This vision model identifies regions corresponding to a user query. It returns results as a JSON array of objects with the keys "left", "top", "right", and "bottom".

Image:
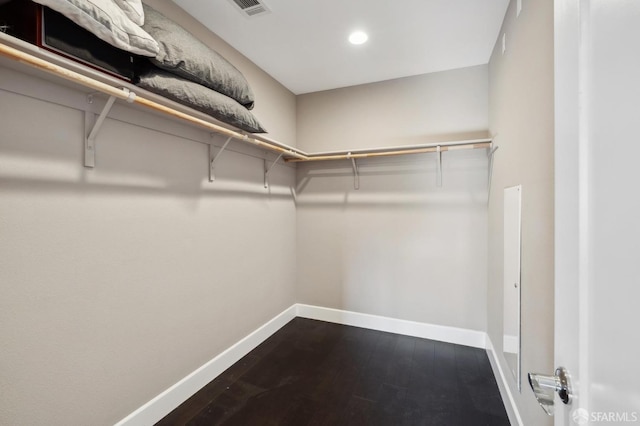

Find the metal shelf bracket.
[
  {"left": 264, "top": 152, "right": 285, "bottom": 188},
  {"left": 209, "top": 136, "right": 232, "bottom": 182},
  {"left": 84, "top": 89, "right": 135, "bottom": 168},
  {"left": 348, "top": 152, "right": 359, "bottom": 190},
  {"left": 84, "top": 94, "right": 116, "bottom": 168},
  {"left": 487, "top": 145, "right": 499, "bottom": 201},
  {"left": 436, "top": 146, "right": 442, "bottom": 187}
]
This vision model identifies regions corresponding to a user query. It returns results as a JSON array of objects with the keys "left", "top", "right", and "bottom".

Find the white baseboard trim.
[
  {"left": 485, "top": 334, "right": 524, "bottom": 426},
  {"left": 114, "top": 305, "right": 297, "bottom": 426},
  {"left": 116, "top": 305, "right": 519, "bottom": 426},
  {"left": 295, "top": 304, "right": 487, "bottom": 349}
]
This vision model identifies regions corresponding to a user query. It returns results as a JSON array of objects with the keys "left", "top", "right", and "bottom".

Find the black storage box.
[{"left": 0, "top": 0, "right": 137, "bottom": 80}]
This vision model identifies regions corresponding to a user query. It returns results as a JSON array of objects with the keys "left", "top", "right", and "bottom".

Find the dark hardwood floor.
[{"left": 156, "top": 318, "right": 510, "bottom": 426}]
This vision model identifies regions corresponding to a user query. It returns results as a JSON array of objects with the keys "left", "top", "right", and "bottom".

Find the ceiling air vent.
[{"left": 229, "top": 0, "right": 271, "bottom": 18}]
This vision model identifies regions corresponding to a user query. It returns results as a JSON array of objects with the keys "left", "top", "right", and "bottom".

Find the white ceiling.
[{"left": 173, "top": 0, "right": 509, "bottom": 95}]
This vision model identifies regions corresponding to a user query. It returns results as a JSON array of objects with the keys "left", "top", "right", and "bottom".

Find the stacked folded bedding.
[
  {"left": 30, "top": 0, "right": 266, "bottom": 133},
  {"left": 137, "top": 4, "right": 265, "bottom": 133},
  {"left": 136, "top": 69, "right": 265, "bottom": 133}
]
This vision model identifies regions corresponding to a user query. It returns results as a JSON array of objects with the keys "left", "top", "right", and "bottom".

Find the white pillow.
[
  {"left": 33, "top": 0, "right": 158, "bottom": 57},
  {"left": 113, "top": 0, "right": 144, "bottom": 26}
]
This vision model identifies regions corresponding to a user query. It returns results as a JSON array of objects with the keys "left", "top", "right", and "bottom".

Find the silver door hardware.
[{"left": 528, "top": 366, "right": 572, "bottom": 415}]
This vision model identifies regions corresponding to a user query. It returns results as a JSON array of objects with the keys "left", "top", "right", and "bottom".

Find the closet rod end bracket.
[{"left": 122, "top": 87, "right": 137, "bottom": 103}]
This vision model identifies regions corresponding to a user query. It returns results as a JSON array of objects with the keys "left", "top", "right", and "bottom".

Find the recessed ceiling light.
[{"left": 348, "top": 31, "right": 368, "bottom": 45}]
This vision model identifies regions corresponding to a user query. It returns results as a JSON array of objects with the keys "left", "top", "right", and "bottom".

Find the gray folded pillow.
[
  {"left": 136, "top": 69, "right": 266, "bottom": 134},
  {"left": 142, "top": 4, "right": 255, "bottom": 110}
]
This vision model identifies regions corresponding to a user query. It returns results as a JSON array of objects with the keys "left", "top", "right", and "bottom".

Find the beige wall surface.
[
  {"left": 487, "top": 0, "right": 554, "bottom": 425},
  {"left": 0, "top": 4, "right": 297, "bottom": 424},
  {"left": 297, "top": 65, "right": 490, "bottom": 152},
  {"left": 295, "top": 66, "right": 490, "bottom": 331},
  {"left": 0, "top": 79, "right": 296, "bottom": 426},
  {"left": 295, "top": 155, "right": 489, "bottom": 330}
]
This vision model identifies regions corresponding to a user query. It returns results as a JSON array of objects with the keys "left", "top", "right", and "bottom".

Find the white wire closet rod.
[{"left": 0, "top": 37, "right": 492, "bottom": 164}]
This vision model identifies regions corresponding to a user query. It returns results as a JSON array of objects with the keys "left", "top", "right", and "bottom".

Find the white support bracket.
[
  {"left": 84, "top": 88, "right": 135, "bottom": 168},
  {"left": 487, "top": 145, "right": 499, "bottom": 201},
  {"left": 264, "top": 152, "right": 284, "bottom": 189},
  {"left": 436, "top": 145, "right": 442, "bottom": 187},
  {"left": 348, "top": 152, "right": 359, "bottom": 190},
  {"left": 209, "top": 136, "right": 233, "bottom": 182},
  {"left": 84, "top": 95, "right": 116, "bottom": 168}
]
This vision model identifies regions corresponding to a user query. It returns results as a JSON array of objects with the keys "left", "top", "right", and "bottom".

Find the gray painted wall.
[
  {"left": 488, "top": 0, "right": 555, "bottom": 424},
  {"left": 297, "top": 66, "right": 489, "bottom": 152},
  {"left": 296, "top": 66, "right": 490, "bottom": 331},
  {"left": 0, "top": 3, "right": 297, "bottom": 424}
]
